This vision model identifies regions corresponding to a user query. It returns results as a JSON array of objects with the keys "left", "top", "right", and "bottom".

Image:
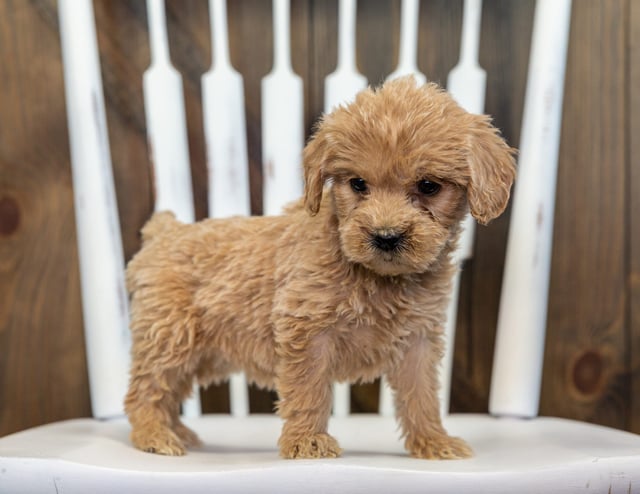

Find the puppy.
[{"left": 124, "top": 77, "right": 515, "bottom": 460}]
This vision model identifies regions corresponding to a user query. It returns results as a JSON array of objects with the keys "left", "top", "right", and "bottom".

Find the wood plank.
[
  {"left": 629, "top": 0, "right": 640, "bottom": 435},
  {"left": 356, "top": 0, "right": 397, "bottom": 85},
  {"left": 308, "top": 0, "right": 338, "bottom": 118},
  {"left": 291, "top": 0, "right": 313, "bottom": 133},
  {"left": 0, "top": 0, "right": 90, "bottom": 436},
  {"left": 93, "top": 0, "right": 154, "bottom": 260},
  {"left": 418, "top": 0, "right": 463, "bottom": 84},
  {"left": 540, "top": 0, "right": 629, "bottom": 429}
]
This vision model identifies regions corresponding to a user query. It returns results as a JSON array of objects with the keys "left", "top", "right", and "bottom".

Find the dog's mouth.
[{"left": 361, "top": 230, "right": 421, "bottom": 275}]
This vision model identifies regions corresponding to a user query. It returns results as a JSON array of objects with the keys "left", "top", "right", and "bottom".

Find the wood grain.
[
  {"left": 1, "top": 0, "right": 639, "bottom": 435},
  {"left": 541, "top": 0, "right": 629, "bottom": 429},
  {"left": 629, "top": 0, "right": 640, "bottom": 435},
  {"left": 93, "top": 1, "right": 154, "bottom": 260},
  {"left": 0, "top": 0, "right": 90, "bottom": 435}
]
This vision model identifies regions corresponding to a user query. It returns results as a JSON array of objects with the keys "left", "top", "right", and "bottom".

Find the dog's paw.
[
  {"left": 406, "top": 434, "right": 473, "bottom": 460},
  {"left": 279, "top": 433, "right": 343, "bottom": 459},
  {"left": 131, "top": 426, "right": 186, "bottom": 456}
]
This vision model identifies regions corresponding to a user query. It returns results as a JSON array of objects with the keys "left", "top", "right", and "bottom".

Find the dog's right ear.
[{"left": 302, "top": 125, "right": 330, "bottom": 216}]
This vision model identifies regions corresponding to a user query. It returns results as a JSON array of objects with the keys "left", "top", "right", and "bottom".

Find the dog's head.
[{"left": 303, "top": 77, "right": 516, "bottom": 276}]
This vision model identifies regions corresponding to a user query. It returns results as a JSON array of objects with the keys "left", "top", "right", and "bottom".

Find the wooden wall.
[{"left": 1, "top": 0, "right": 639, "bottom": 437}]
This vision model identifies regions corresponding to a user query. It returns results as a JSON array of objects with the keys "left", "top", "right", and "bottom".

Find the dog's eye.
[
  {"left": 350, "top": 178, "right": 368, "bottom": 193},
  {"left": 417, "top": 179, "right": 441, "bottom": 196}
]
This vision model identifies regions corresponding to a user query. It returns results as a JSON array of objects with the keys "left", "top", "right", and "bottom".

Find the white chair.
[{"left": 1, "top": 0, "right": 640, "bottom": 493}]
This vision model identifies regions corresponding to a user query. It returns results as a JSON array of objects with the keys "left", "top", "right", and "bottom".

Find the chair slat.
[
  {"left": 441, "top": 0, "right": 486, "bottom": 417},
  {"left": 261, "top": 0, "right": 304, "bottom": 216},
  {"left": 446, "top": 0, "right": 486, "bottom": 259},
  {"left": 203, "top": 0, "right": 251, "bottom": 219},
  {"left": 202, "top": 0, "right": 252, "bottom": 417},
  {"left": 143, "top": 0, "right": 201, "bottom": 417},
  {"left": 378, "top": 377, "right": 395, "bottom": 417},
  {"left": 387, "top": 0, "right": 426, "bottom": 85},
  {"left": 144, "top": 0, "right": 195, "bottom": 225},
  {"left": 324, "top": 0, "right": 367, "bottom": 112},
  {"left": 490, "top": 0, "right": 572, "bottom": 418},
  {"left": 58, "top": 0, "right": 131, "bottom": 419}
]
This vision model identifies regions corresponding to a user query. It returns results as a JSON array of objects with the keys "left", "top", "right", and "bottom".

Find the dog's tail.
[{"left": 140, "top": 211, "right": 180, "bottom": 243}]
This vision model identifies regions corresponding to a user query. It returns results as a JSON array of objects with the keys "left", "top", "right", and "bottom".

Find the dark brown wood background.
[{"left": 1, "top": 0, "right": 639, "bottom": 437}]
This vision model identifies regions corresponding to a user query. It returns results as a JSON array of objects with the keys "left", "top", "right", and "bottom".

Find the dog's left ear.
[
  {"left": 302, "top": 123, "right": 330, "bottom": 216},
  {"left": 466, "top": 115, "right": 517, "bottom": 225}
]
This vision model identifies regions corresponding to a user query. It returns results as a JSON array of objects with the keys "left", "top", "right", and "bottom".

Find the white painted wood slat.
[
  {"left": 324, "top": 0, "right": 367, "bottom": 112},
  {"left": 386, "top": 0, "right": 426, "bottom": 85},
  {"left": 58, "top": 0, "right": 131, "bottom": 419},
  {"left": 202, "top": 0, "right": 251, "bottom": 418},
  {"left": 261, "top": 0, "right": 304, "bottom": 216},
  {"left": 203, "top": 0, "right": 251, "bottom": 220},
  {"left": 490, "top": 0, "right": 573, "bottom": 418},
  {"left": 143, "top": 0, "right": 201, "bottom": 417},
  {"left": 144, "top": 0, "right": 195, "bottom": 225}
]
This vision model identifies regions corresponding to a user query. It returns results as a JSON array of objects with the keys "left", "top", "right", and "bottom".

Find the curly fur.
[{"left": 124, "top": 77, "right": 516, "bottom": 460}]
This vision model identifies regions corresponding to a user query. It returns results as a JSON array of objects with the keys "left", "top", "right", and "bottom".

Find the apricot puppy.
[{"left": 125, "top": 77, "right": 515, "bottom": 460}]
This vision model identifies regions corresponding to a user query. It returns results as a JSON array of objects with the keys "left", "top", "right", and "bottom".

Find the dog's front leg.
[
  {"left": 387, "top": 331, "right": 473, "bottom": 459},
  {"left": 275, "top": 333, "right": 342, "bottom": 459}
]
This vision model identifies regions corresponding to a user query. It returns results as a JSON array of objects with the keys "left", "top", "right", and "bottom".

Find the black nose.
[{"left": 372, "top": 232, "right": 403, "bottom": 252}]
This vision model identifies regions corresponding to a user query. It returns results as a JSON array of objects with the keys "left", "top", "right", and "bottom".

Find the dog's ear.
[
  {"left": 466, "top": 115, "right": 517, "bottom": 225},
  {"left": 302, "top": 124, "right": 330, "bottom": 216}
]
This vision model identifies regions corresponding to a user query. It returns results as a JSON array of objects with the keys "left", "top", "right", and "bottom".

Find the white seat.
[
  {"left": 2, "top": 0, "right": 640, "bottom": 492},
  {"left": 2, "top": 415, "right": 640, "bottom": 493}
]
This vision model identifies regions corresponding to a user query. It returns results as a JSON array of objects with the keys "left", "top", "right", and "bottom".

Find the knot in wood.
[
  {"left": 572, "top": 349, "right": 604, "bottom": 397},
  {"left": 0, "top": 195, "right": 20, "bottom": 236}
]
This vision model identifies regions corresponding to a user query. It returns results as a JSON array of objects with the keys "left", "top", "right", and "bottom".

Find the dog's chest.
[{"left": 330, "top": 278, "right": 430, "bottom": 379}]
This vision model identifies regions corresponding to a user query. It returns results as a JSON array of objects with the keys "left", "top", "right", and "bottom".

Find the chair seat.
[{"left": 1, "top": 413, "right": 639, "bottom": 493}]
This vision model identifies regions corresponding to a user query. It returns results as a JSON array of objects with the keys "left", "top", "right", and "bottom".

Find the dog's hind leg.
[
  {"left": 125, "top": 365, "right": 193, "bottom": 455},
  {"left": 125, "top": 301, "right": 203, "bottom": 455}
]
